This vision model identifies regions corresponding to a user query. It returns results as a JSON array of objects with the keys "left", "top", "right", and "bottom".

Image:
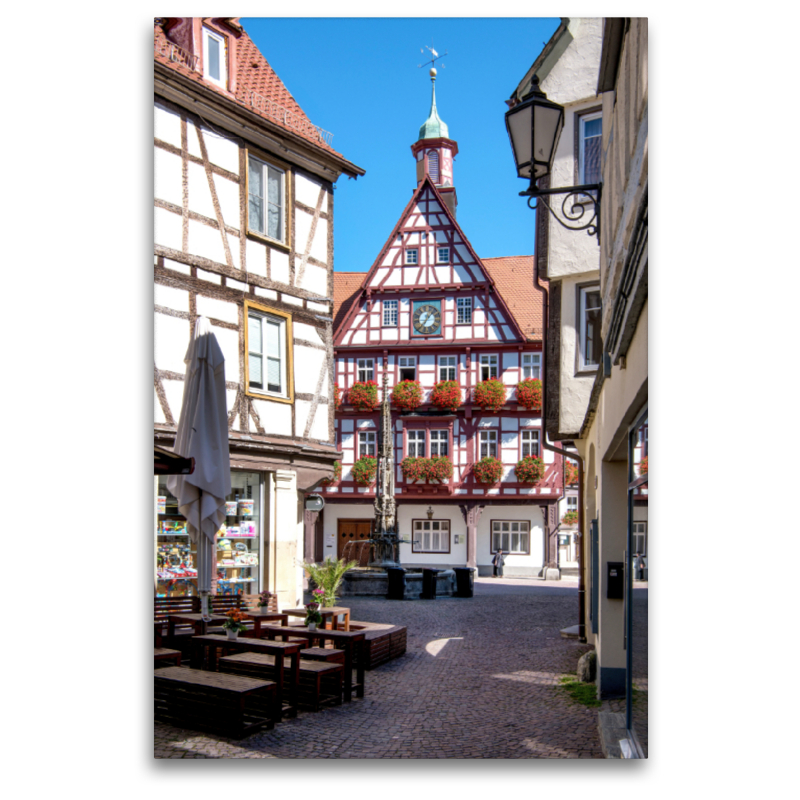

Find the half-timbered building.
[
  {"left": 321, "top": 73, "right": 563, "bottom": 577},
  {"left": 153, "top": 18, "right": 364, "bottom": 608}
]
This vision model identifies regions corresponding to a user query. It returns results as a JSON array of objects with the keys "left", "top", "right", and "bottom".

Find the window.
[
  {"left": 246, "top": 302, "right": 292, "bottom": 401},
  {"left": 405, "top": 249, "right": 418, "bottom": 265},
  {"left": 358, "top": 431, "right": 376, "bottom": 458},
  {"left": 579, "top": 112, "right": 602, "bottom": 185},
  {"left": 430, "top": 430, "right": 449, "bottom": 457},
  {"left": 412, "top": 519, "right": 450, "bottom": 553},
  {"left": 521, "top": 430, "right": 540, "bottom": 458},
  {"left": 578, "top": 286, "right": 602, "bottom": 370},
  {"left": 457, "top": 297, "right": 472, "bottom": 324},
  {"left": 522, "top": 353, "right": 541, "bottom": 380},
  {"left": 480, "top": 354, "right": 498, "bottom": 381},
  {"left": 202, "top": 27, "right": 227, "bottom": 88},
  {"left": 248, "top": 155, "right": 287, "bottom": 244},
  {"left": 491, "top": 521, "right": 530, "bottom": 554},
  {"left": 567, "top": 496, "right": 578, "bottom": 514},
  {"left": 437, "top": 246, "right": 450, "bottom": 263},
  {"left": 439, "top": 356, "right": 457, "bottom": 382},
  {"left": 357, "top": 359, "right": 374, "bottom": 383},
  {"left": 398, "top": 356, "right": 416, "bottom": 382},
  {"left": 427, "top": 150, "right": 440, "bottom": 183},
  {"left": 383, "top": 300, "right": 398, "bottom": 327},
  {"left": 407, "top": 430, "right": 426, "bottom": 458},
  {"left": 479, "top": 430, "right": 497, "bottom": 459},
  {"left": 633, "top": 522, "right": 647, "bottom": 557}
]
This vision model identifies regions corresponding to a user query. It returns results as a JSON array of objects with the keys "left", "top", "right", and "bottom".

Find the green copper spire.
[{"left": 418, "top": 69, "right": 449, "bottom": 140}]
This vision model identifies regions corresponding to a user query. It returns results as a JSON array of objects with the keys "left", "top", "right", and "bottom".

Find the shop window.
[
  {"left": 246, "top": 301, "right": 293, "bottom": 402},
  {"left": 479, "top": 430, "right": 497, "bottom": 459},
  {"left": 357, "top": 358, "right": 374, "bottom": 383},
  {"left": 248, "top": 153, "right": 289, "bottom": 245},
  {"left": 522, "top": 353, "right": 541, "bottom": 380},
  {"left": 398, "top": 356, "right": 416, "bottom": 381},
  {"left": 412, "top": 519, "right": 450, "bottom": 553},
  {"left": 491, "top": 520, "right": 530, "bottom": 555},
  {"left": 439, "top": 355, "right": 457, "bottom": 382}
]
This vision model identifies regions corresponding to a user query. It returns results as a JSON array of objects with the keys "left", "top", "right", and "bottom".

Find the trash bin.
[
  {"left": 421, "top": 568, "right": 440, "bottom": 600},
  {"left": 386, "top": 567, "right": 406, "bottom": 600},
  {"left": 454, "top": 567, "right": 475, "bottom": 598}
]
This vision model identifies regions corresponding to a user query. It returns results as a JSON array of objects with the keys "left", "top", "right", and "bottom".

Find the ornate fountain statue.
[{"left": 369, "top": 370, "right": 401, "bottom": 568}]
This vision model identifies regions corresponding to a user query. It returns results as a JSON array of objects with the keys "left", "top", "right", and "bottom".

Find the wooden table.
[
  {"left": 282, "top": 606, "right": 351, "bottom": 631},
  {"left": 242, "top": 610, "right": 289, "bottom": 638},
  {"left": 167, "top": 612, "right": 228, "bottom": 638},
  {"left": 191, "top": 634, "right": 303, "bottom": 720},
  {"left": 257, "top": 624, "right": 365, "bottom": 702}
]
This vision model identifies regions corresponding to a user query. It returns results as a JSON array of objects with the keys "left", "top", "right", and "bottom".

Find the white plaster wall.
[
  {"left": 214, "top": 174, "right": 240, "bottom": 229},
  {"left": 154, "top": 207, "right": 182, "bottom": 252},
  {"left": 154, "top": 312, "right": 191, "bottom": 374},
  {"left": 476, "top": 507, "right": 545, "bottom": 570},
  {"left": 154, "top": 284, "right": 189, "bottom": 313},
  {"left": 253, "top": 398, "right": 292, "bottom": 434},
  {"left": 154, "top": 148, "right": 182, "bottom": 207},
  {"left": 295, "top": 174, "right": 328, "bottom": 214},
  {"left": 154, "top": 103, "right": 181, "bottom": 147},
  {"left": 201, "top": 125, "right": 240, "bottom": 174},
  {"left": 541, "top": 18, "right": 603, "bottom": 108}
]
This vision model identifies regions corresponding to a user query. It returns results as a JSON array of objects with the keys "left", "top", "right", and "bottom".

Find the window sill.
[
  {"left": 247, "top": 230, "right": 291, "bottom": 252},
  {"left": 246, "top": 389, "right": 293, "bottom": 404}
]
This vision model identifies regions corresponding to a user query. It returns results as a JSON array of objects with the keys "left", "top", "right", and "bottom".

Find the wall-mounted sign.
[
  {"left": 305, "top": 494, "right": 325, "bottom": 512},
  {"left": 412, "top": 299, "right": 441, "bottom": 336}
]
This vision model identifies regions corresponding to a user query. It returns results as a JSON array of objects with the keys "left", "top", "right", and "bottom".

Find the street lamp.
[{"left": 505, "top": 75, "right": 602, "bottom": 238}]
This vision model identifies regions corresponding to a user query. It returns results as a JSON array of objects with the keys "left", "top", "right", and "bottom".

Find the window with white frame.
[
  {"left": 382, "top": 299, "right": 398, "bottom": 327},
  {"left": 412, "top": 519, "right": 450, "bottom": 553},
  {"left": 357, "top": 358, "right": 374, "bottom": 383},
  {"left": 407, "top": 430, "right": 426, "bottom": 457},
  {"left": 248, "top": 155, "right": 287, "bottom": 244},
  {"left": 633, "top": 522, "right": 647, "bottom": 556},
  {"left": 578, "top": 286, "right": 602, "bottom": 370},
  {"left": 430, "top": 430, "right": 449, "bottom": 457},
  {"left": 358, "top": 431, "right": 376, "bottom": 458},
  {"left": 579, "top": 112, "right": 602, "bottom": 185},
  {"left": 567, "top": 496, "right": 578, "bottom": 514},
  {"left": 480, "top": 354, "right": 499, "bottom": 381},
  {"left": 491, "top": 521, "right": 530, "bottom": 554},
  {"left": 437, "top": 246, "right": 450, "bottom": 263},
  {"left": 521, "top": 353, "right": 541, "bottom": 380},
  {"left": 398, "top": 356, "right": 416, "bottom": 382},
  {"left": 438, "top": 356, "right": 457, "bottom": 382},
  {"left": 202, "top": 27, "right": 227, "bottom": 88},
  {"left": 405, "top": 249, "right": 418, "bottom": 265},
  {"left": 247, "top": 305, "right": 291, "bottom": 399},
  {"left": 457, "top": 297, "right": 472, "bottom": 324},
  {"left": 520, "top": 430, "right": 540, "bottom": 458},
  {"left": 479, "top": 430, "right": 497, "bottom": 459}
]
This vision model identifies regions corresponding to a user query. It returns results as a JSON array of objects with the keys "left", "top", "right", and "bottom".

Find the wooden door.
[{"left": 338, "top": 519, "right": 373, "bottom": 560}]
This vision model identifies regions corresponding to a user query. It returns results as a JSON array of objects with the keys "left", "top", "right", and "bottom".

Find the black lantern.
[
  {"left": 505, "top": 75, "right": 564, "bottom": 185},
  {"left": 506, "top": 75, "right": 602, "bottom": 239}
]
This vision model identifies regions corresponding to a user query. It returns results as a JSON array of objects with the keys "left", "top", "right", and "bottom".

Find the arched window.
[{"left": 427, "top": 150, "right": 440, "bottom": 183}]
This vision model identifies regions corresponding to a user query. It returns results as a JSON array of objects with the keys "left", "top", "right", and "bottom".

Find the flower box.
[
  {"left": 564, "top": 459, "right": 579, "bottom": 486},
  {"left": 516, "top": 378, "right": 542, "bottom": 412},
  {"left": 391, "top": 380, "right": 423, "bottom": 412},
  {"left": 561, "top": 510, "right": 578, "bottom": 526},
  {"left": 515, "top": 455, "right": 545, "bottom": 484},
  {"left": 639, "top": 456, "right": 648, "bottom": 476},
  {"left": 430, "top": 380, "right": 462, "bottom": 413},
  {"left": 473, "top": 379, "right": 507, "bottom": 413},
  {"left": 348, "top": 381, "right": 379, "bottom": 412},
  {"left": 400, "top": 456, "right": 454, "bottom": 483},
  {"left": 351, "top": 456, "right": 377, "bottom": 486},
  {"left": 473, "top": 456, "right": 503, "bottom": 485},
  {"left": 334, "top": 382, "right": 342, "bottom": 411}
]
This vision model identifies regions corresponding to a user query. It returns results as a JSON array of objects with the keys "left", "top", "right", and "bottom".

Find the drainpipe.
[{"left": 533, "top": 268, "right": 587, "bottom": 644}]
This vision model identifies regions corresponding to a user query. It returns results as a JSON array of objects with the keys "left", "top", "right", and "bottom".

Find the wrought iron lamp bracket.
[{"left": 522, "top": 183, "right": 602, "bottom": 239}]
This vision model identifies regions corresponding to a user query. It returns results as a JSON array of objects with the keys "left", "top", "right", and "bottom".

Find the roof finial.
[{"left": 417, "top": 43, "right": 449, "bottom": 141}]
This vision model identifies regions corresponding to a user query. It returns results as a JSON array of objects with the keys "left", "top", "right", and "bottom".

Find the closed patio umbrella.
[{"left": 167, "top": 316, "right": 231, "bottom": 619}]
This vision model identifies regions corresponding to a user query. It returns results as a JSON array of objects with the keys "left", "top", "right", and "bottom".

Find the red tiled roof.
[
  {"left": 481, "top": 256, "right": 546, "bottom": 341},
  {"left": 154, "top": 20, "right": 362, "bottom": 173},
  {"left": 333, "top": 273, "right": 366, "bottom": 333}
]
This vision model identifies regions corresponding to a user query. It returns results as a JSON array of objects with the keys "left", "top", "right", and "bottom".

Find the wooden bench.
[
  {"left": 219, "top": 653, "right": 344, "bottom": 713},
  {"left": 154, "top": 666, "right": 277, "bottom": 739},
  {"left": 299, "top": 647, "right": 345, "bottom": 665},
  {"left": 154, "top": 648, "right": 182, "bottom": 668},
  {"left": 348, "top": 621, "right": 408, "bottom": 670}
]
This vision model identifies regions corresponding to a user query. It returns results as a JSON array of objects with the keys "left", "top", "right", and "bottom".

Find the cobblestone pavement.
[{"left": 154, "top": 576, "right": 603, "bottom": 759}]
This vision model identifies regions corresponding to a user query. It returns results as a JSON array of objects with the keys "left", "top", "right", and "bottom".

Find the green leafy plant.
[
  {"left": 516, "top": 378, "right": 542, "bottom": 411},
  {"left": 565, "top": 459, "right": 579, "bottom": 486},
  {"left": 351, "top": 456, "right": 377, "bottom": 486},
  {"left": 474, "top": 378, "right": 507, "bottom": 413},
  {"left": 473, "top": 456, "right": 503, "bottom": 484},
  {"left": 561, "top": 510, "right": 579, "bottom": 525},
  {"left": 558, "top": 675, "right": 601, "bottom": 708},
  {"left": 320, "top": 461, "right": 342, "bottom": 487},
  {"left": 304, "top": 602, "right": 323, "bottom": 626},
  {"left": 391, "top": 380, "right": 423, "bottom": 411},
  {"left": 348, "top": 380, "right": 379, "bottom": 412},
  {"left": 430, "top": 380, "right": 462, "bottom": 412},
  {"left": 303, "top": 556, "right": 358, "bottom": 607},
  {"left": 515, "top": 455, "right": 545, "bottom": 484}
]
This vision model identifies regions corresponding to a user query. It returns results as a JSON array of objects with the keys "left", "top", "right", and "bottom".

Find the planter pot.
[
  {"left": 307, "top": 622, "right": 317, "bottom": 631},
  {"left": 226, "top": 628, "right": 238, "bottom": 640}
]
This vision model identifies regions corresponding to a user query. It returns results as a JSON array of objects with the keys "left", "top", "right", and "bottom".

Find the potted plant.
[
  {"left": 430, "top": 380, "right": 462, "bottom": 412},
  {"left": 257, "top": 590, "right": 273, "bottom": 610},
  {"left": 516, "top": 377, "right": 542, "bottom": 411},
  {"left": 391, "top": 379, "right": 423, "bottom": 412},
  {"left": 222, "top": 608, "right": 247, "bottom": 640},
  {"left": 564, "top": 459, "right": 579, "bottom": 486},
  {"left": 304, "top": 602, "right": 323, "bottom": 631},
  {"left": 348, "top": 380, "right": 379, "bottom": 412},
  {"left": 400, "top": 456, "right": 429, "bottom": 483},
  {"left": 320, "top": 461, "right": 342, "bottom": 487},
  {"left": 351, "top": 456, "right": 377, "bottom": 486},
  {"left": 334, "top": 382, "right": 342, "bottom": 411},
  {"left": 561, "top": 510, "right": 579, "bottom": 526},
  {"left": 303, "top": 556, "right": 358, "bottom": 608},
  {"left": 473, "top": 456, "right": 503, "bottom": 485},
  {"left": 515, "top": 455, "right": 545, "bottom": 484},
  {"left": 473, "top": 378, "right": 507, "bottom": 413},
  {"left": 428, "top": 456, "right": 454, "bottom": 483}
]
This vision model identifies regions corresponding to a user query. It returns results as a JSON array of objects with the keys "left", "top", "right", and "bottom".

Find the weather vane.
[{"left": 418, "top": 43, "right": 447, "bottom": 72}]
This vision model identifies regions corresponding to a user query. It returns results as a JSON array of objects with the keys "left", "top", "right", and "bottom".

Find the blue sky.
[{"left": 241, "top": 17, "right": 561, "bottom": 273}]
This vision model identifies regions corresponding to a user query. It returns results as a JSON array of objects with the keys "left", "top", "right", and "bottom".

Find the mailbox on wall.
[{"left": 607, "top": 561, "right": 624, "bottom": 599}]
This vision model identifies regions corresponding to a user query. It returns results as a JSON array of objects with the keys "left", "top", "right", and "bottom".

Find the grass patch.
[{"left": 558, "top": 675, "right": 601, "bottom": 708}]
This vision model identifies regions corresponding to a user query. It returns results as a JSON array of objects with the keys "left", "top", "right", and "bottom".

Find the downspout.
[{"left": 533, "top": 267, "right": 587, "bottom": 644}]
